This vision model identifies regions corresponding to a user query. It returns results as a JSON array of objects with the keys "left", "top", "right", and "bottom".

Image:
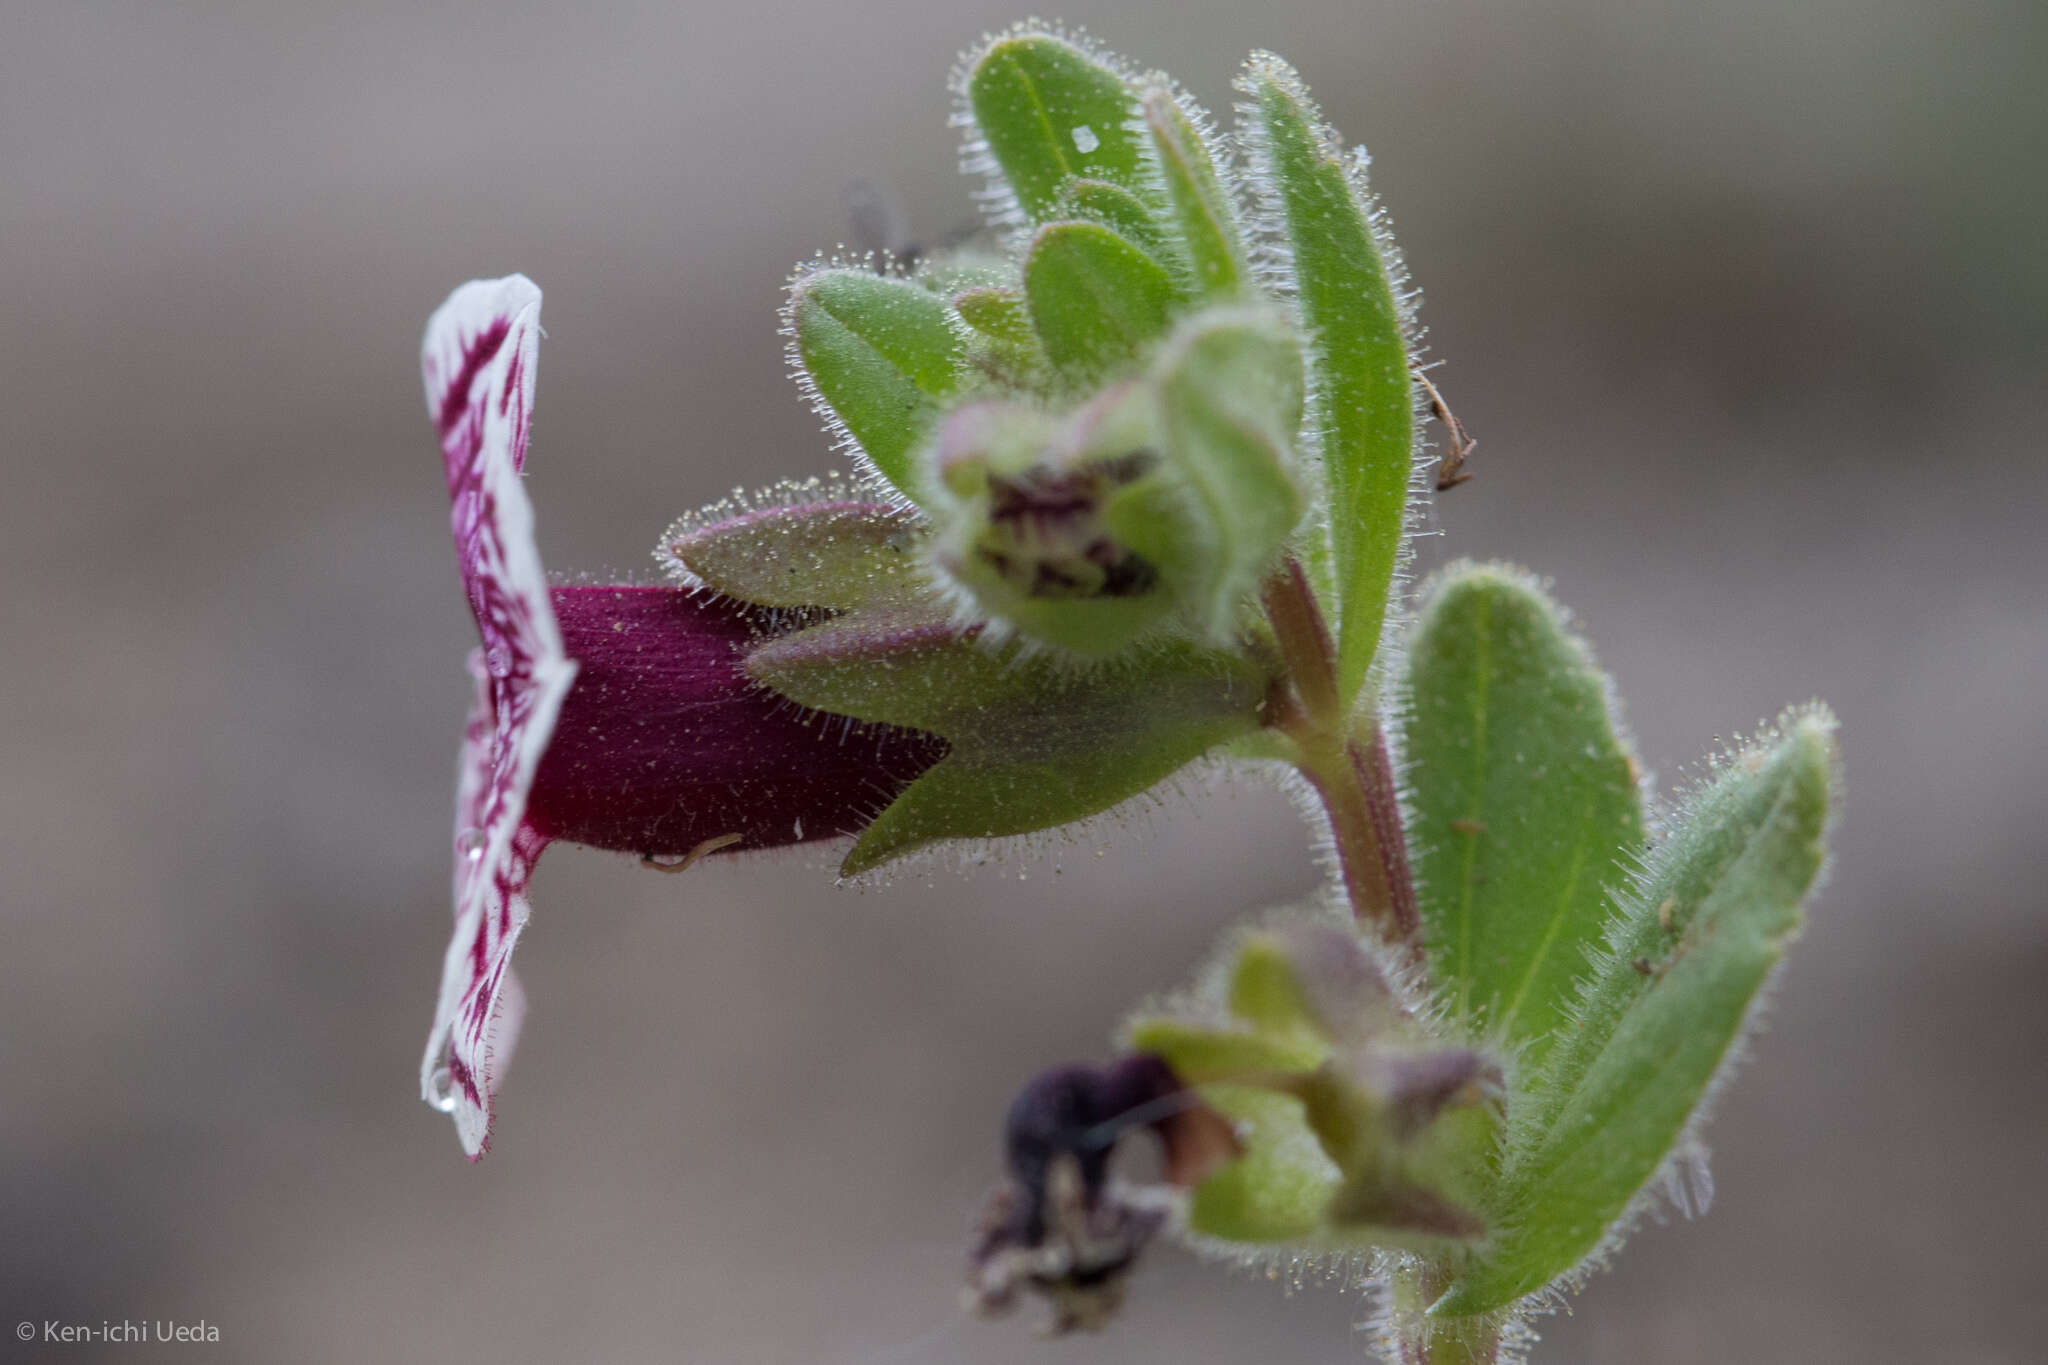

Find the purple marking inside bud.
[{"left": 981, "top": 459, "right": 1160, "bottom": 600}]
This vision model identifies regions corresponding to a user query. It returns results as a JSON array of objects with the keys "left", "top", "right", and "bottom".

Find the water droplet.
[
  {"left": 1070, "top": 124, "right": 1100, "bottom": 153},
  {"left": 427, "top": 1064, "right": 460, "bottom": 1114},
  {"left": 456, "top": 827, "right": 487, "bottom": 860},
  {"left": 792, "top": 816, "right": 804, "bottom": 839}
]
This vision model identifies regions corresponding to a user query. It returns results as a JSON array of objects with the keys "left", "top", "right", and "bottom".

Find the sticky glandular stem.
[{"left": 1261, "top": 558, "right": 1421, "bottom": 966}]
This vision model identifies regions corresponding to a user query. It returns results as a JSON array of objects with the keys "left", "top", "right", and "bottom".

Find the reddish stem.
[{"left": 1261, "top": 560, "right": 1421, "bottom": 965}]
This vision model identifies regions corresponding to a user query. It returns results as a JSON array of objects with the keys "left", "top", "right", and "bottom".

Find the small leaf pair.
[
  {"left": 1403, "top": 565, "right": 1835, "bottom": 1316},
  {"left": 963, "top": 29, "right": 1246, "bottom": 319}
]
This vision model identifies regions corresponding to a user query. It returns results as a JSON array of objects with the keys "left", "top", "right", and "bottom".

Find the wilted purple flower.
[
  {"left": 418, "top": 276, "right": 942, "bottom": 1157},
  {"left": 966, "top": 1055, "right": 1241, "bottom": 1334}
]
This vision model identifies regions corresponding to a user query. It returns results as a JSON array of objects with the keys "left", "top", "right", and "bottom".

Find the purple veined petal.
[
  {"left": 416, "top": 277, "right": 948, "bottom": 1159},
  {"left": 420, "top": 276, "right": 575, "bottom": 1158},
  {"left": 420, "top": 658, "right": 543, "bottom": 1152}
]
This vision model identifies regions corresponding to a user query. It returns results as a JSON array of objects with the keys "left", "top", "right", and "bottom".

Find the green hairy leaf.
[
  {"left": 1150, "top": 309, "right": 1306, "bottom": 639},
  {"left": 1140, "top": 84, "right": 1246, "bottom": 298},
  {"left": 1404, "top": 564, "right": 1647, "bottom": 1060},
  {"left": 963, "top": 30, "right": 1147, "bottom": 223},
  {"left": 1024, "top": 220, "right": 1179, "bottom": 376},
  {"left": 788, "top": 268, "right": 963, "bottom": 496},
  {"left": 659, "top": 500, "right": 927, "bottom": 611},
  {"left": 746, "top": 612, "right": 1269, "bottom": 874},
  {"left": 1436, "top": 708, "right": 1839, "bottom": 1316},
  {"left": 951, "top": 285, "right": 1034, "bottom": 344},
  {"left": 1057, "top": 177, "right": 1170, "bottom": 258},
  {"left": 949, "top": 284, "right": 1050, "bottom": 389},
  {"left": 1239, "top": 55, "right": 1414, "bottom": 706}
]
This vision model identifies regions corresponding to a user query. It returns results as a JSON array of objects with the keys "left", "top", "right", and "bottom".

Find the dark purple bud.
[
  {"left": 965, "top": 1055, "right": 1240, "bottom": 1334},
  {"left": 527, "top": 585, "right": 941, "bottom": 856}
]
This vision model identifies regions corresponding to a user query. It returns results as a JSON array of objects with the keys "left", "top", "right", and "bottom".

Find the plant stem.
[
  {"left": 1394, "top": 1322, "right": 1500, "bottom": 1365},
  {"left": 1261, "top": 559, "right": 1421, "bottom": 965},
  {"left": 1387, "top": 1263, "right": 1501, "bottom": 1364}
]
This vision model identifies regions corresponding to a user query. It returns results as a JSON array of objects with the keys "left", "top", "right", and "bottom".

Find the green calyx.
[
  {"left": 923, "top": 307, "right": 1305, "bottom": 658},
  {"left": 925, "top": 391, "right": 1180, "bottom": 657},
  {"left": 748, "top": 609, "right": 1271, "bottom": 875},
  {"left": 660, "top": 496, "right": 925, "bottom": 611},
  {"left": 1128, "top": 920, "right": 1501, "bottom": 1249},
  {"left": 663, "top": 496, "right": 1275, "bottom": 877}
]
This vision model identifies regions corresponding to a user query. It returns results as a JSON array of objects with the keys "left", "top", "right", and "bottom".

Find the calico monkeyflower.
[{"left": 418, "top": 276, "right": 941, "bottom": 1156}]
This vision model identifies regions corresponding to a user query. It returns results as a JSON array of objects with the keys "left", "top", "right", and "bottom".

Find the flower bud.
[
  {"left": 924, "top": 306, "right": 1307, "bottom": 658},
  {"left": 1125, "top": 918, "right": 1501, "bottom": 1250},
  {"left": 927, "top": 392, "right": 1180, "bottom": 656}
]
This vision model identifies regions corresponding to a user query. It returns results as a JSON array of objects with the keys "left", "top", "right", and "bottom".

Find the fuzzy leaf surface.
[
  {"left": 1150, "top": 310, "right": 1306, "bottom": 639},
  {"left": 1405, "top": 564, "right": 1646, "bottom": 1061},
  {"left": 965, "top": 32, "right": 1146, "bottom": 223},
  {"left": 1141, "top": 85, "right": 1245, "bottom": 298},
  {"left": 1241, "top": 57, "right": 1413, "bottom": 704},
  {"left": 952, "top": 286, "right": 1035, "bottom": 344},
  {"left": 1058, "top": 177, "right": 1170, "bottom": 258},
  {"left": 1025, "top": 221, "right": 1178, "bottom": 377},
  {"left": 1436, "top": 709, "right": 1838, "bottom": 1316},
  {"left": 662, "top": 501, "right": 926, "bottom": 611},
  {"left": 790, "top": 269, "right": 962, "bottom": 495},
  {"left": 950, "top": 285, "right": 1049, "bottom": 389},
  {"left": 746, "top": 611, "right": 1268, "bottom": 873}
]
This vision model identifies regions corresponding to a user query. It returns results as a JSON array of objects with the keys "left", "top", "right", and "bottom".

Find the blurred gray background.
[{"left": 3, "top": 1, "right": 2043, "bottom": 1361}]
